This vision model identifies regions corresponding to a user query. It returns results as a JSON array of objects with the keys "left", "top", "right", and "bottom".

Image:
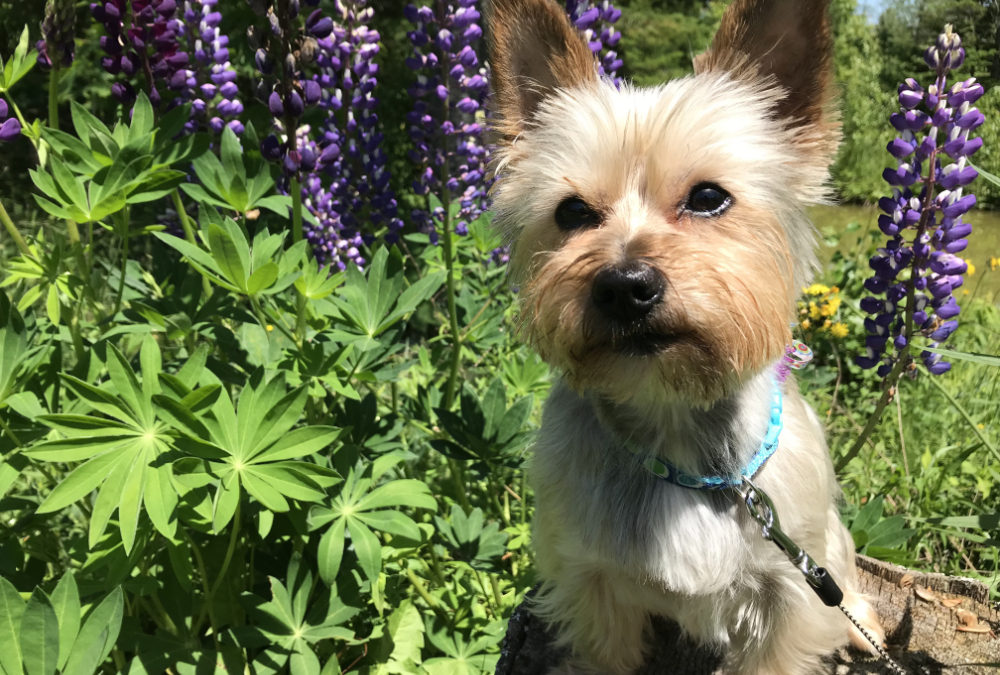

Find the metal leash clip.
[{"left": 740, "top": 477, "right": 843, "bottom": 608}]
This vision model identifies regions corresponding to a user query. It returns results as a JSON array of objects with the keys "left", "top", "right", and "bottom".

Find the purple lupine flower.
[
  {"left": 91, "top": 0, "right": 189, "bottom": 106},
  {"left": 300, "top": 0, "right": 403, "bottom": 269},
  {"left": 858, "top": 25, "right": 983, "bottom": 376},
  {"left": 252, "top": 1, "right": 335, "bottom": 171},
  {"left": 174, "top": 0, "right": 243, "bottom": 134},
  {"left": 405, "top": 0, "right": 491, "bottom": 243},
  {"left": 0, "top": 100, "right": 22, "bottom": 142},
  {"left": 37, "top": 0, "right": 76, "bottom": 68},
  {"left": 564, "top": 0, "right": 623, "bottom": 85}
]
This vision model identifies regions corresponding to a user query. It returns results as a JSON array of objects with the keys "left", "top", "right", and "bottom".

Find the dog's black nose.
[{"left": 591, "top": 262, "right": 665, "bottom": 322}]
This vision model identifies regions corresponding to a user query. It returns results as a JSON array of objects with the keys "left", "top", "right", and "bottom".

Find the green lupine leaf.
[
  {"left": 289, "top": 647, "right": 320, "bottom": 675},
  {"left": 378, "top": 271, "right": 445, "bottom": 334},
  {"left": 178, "top": 182, "right": 232, "bottom": 211},
  {"left": 245, "top": 386, "right": 307, "bottom": 459},
  {"left": 346, "top": 519, "right": 381, "bottom": 582},
  {"left": 152, "top": 394, "right": 211, "bottom": 440},
  {"left": 63, "top": 588, "right": 123, "bottom": 675},
  {"left": 0, "top": 576, "right": 25, "bottom": 675},
  {"left": 206, "top": 387, "right": 239, "bottom": 456},
  {"left": 118, "top": 448, "right": 149, "bottom": 553},
  {"left": 212, "top": 470, "right": 240, "bottom": 532},
  {"left": 241, "top": 468, "right": 290, "bottom": 512},
  {"left": 480, "top": 378, "right": 506, "bottom": 441},
  {"left": 316, "top": 519, "right": 346, "bottom": 585},
  {"left": 139, "top": 335, "right": 161, "bottom": 401},
  {"left": 152, "top": 232, "right": 229, "bottom": 283},
  {"left": 1, "top": 27, "right": 36, "bottom": 91},
  {"left": 496, "top": 396, "right": 532, "bottom": 446},
  {"left": 207, "top": 222, "right": 249, "bottom": 292},
  {"left": 49, "top": 573, "right": 81, "bottom": 671},
  {"left": 0, "top": 291, "right": 30, "bottom": 404},
  {"left": 218, "top": 126, "right": 245, "bottom": 187},
  {"left": 254, "top": 194, "right": 292, "bottom": 216},
  {"left": 69, "top": 102, "right": 114, "bottom": 158},
  {"left": 357, "top": 479, "right": 436, "bottom": 512},
  {"left": 356, "top": 510, "right": 421, "bottom": 541},
  {"left": 89, "top": 452, "right": 132, "bottom": 548},
  {"left": 104, "top": 343, "right": 151, "bottom": 426},
  {"left": 246, "top": 262, "right": 279, "bottom": 295},
  {"left": 245, "top": 463, "right": 325, "bottom": 503},
  {"left": 32, "top": 193, "right": 76, "bottom": 221},
  {"left": 49, "top": 156, "right": 89, "bottom": 216},
  {"left": 20, "top": 589, "right": 59, "bottom": 675},
  {"left": 174, "top": 344, "right": 210, "bottom": 390},
  {"left": 144, "top": 461, "right": 178, "bottom": 540},
  {"left": 59, "top": 375, "right": 130, "bottom": 420},
  {"left": 129, "top": 93, "right": 154, "bottom": 140},
  {"left": 25, "top": 435, "right": 133, "bottom": 462},
  {"left": 35, "top": 449, "right": 125, "bottom": 514},
  {"left": 39, "top": 128, "right": 103, "bottom": 173},
  {"left": 249, "top": 426, "right": 339, "bottom": 464}
]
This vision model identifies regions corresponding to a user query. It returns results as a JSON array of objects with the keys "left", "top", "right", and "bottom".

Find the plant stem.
[
  {"left": 111, "top": 209, "right": 130, "bottom": 318},
  {"left": 290, "top": 176, "right": 308, "bottom": 343},
  {"left": 0, "top": 416, "right": 23, "bottom": 447},
  {"left": 48, "top": 66, "right": 61, "bottom": 130},
  {"left": 171, "top": 189, "right": 212, "bottom": 298},
  {"left": 440, "top": 188, "right": 462, "bottom": 409},
  {"left": 0, "top": 199, "right": 32, "bottom": 257},
  {"left": 447, "top": 457, "right": 471, "bottom": 513},
  {"left": 404, "top": 568, "right": 447, "bottom": 620}
]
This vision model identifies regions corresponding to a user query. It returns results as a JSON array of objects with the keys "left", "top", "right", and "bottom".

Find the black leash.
[{"left": 739, "top": 478, "right": 908, "bottom": 675}]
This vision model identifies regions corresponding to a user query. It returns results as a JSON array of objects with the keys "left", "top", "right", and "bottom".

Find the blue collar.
[{"left": 625, "top": 382, "right": 783, "bottom": 490}]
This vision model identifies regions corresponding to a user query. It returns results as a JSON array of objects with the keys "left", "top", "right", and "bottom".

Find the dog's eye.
[
  {"left": 555, "top": 196, "right": 602, "bottom": 231},
  {"left": 685, "top": 183, "right": 732, "bottom": 216}
]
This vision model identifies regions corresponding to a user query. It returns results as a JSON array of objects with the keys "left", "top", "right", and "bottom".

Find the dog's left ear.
[
  {"left": 696, "top": 0, "right": 836, "bottom": 145},
  {"left": 487, "top": 0, "right": 598, "bottom": 143}
]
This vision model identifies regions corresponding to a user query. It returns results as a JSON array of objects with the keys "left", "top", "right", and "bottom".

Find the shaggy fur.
[{"left": 487, "top": 0, "right": 886, "bottom": 672}]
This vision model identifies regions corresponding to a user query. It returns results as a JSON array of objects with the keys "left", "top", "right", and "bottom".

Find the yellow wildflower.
[
  {"left": 805, "top": 283, "right": 830, "bottom": 296},
  {"left": 965, "top": 259, "right": 975, "bottom": 276},
  {"left": 830, "top": 322, "right": 849, "bottom": 339},
  {"left": 809, "top": 302, "right": 821, "bottom": 320},
  {"left": 800, "top": 319, "right": 811, "bottom": 330},
  {"left": 990, "top": 257, "right": 999, "bottom": 271},
  {"left": 266, "top": 324, "right": 274, "bottom": 332}
]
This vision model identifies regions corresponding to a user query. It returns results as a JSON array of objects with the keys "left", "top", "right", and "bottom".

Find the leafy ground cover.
[{"left": 0, "top": 1, "right": 997, "bottom": 674}]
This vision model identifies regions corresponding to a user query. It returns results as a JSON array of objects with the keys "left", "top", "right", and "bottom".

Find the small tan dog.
[{"left": 487, "top": 0, "right": 886, "bottom": 672}]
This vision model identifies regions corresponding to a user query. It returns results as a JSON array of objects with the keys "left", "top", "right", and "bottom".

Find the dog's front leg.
[{"left": 535, "top": 562, "right": 651, "bottom": 674}]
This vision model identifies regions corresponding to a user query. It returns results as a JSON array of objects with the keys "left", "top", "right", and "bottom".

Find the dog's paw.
[{"left": 843, "top": 593, "right": 887, "bottom": 654}]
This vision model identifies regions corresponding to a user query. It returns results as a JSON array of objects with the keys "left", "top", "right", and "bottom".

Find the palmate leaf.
[
  {"left": 332, "top": 247, "right": 444, "bottom": 339},
  {"left": 166, "top": 374, "right": 342, "bottom": 532},
  {"left": 26, "top": 338, "right": 184, "bottom": 550},
  {"left": 309, "top": 469, "right": 435, "bottom": 584}
]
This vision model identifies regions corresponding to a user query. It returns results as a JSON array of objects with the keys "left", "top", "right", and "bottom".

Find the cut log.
[{"left": 496, "top": 556, "right": 999, "bottom": 674}]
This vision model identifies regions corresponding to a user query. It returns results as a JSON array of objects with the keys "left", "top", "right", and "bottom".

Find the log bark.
[{"left": 496, "top": 556, "right": 999, "bottom": 674}]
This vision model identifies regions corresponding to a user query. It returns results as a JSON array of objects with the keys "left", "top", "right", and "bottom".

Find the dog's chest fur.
[{"left": 531, "top": 372, "right": 833, "bottom": 601}]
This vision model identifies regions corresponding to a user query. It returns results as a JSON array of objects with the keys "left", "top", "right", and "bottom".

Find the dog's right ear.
[{"left": 487, "top": 0, "right": 598, "bottom": 142}]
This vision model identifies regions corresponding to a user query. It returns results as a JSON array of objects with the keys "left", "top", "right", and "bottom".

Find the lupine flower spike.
[
  {"left": 404, "top": 0, "right": 491, "bottom": 243},
  {"left": 37, "top": 0, "right": 77, "bottom": 69},
  {"left": 302, "top": 0, "right": 403, "bottom": 269},
  {"left": 176, "top": 0, "right": 244, "bottom": 134},
  {"left": 857, "top": 25, "right": 984, "bottom": 377},
  {"left": 564, "top": 0, "right": 623, "bottom": 85},
  {"left": 91, "top": 0, "right": 190, "bottom": 107}
]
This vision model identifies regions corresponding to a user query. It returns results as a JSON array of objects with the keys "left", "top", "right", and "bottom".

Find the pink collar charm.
[{"left": 776, "top": 340, "right": 814, "bottom": 382}]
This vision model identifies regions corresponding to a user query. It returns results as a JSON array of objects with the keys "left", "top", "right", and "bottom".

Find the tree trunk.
[{"left": 496, "top": 556, "right": 1000, "bottom": 674}]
